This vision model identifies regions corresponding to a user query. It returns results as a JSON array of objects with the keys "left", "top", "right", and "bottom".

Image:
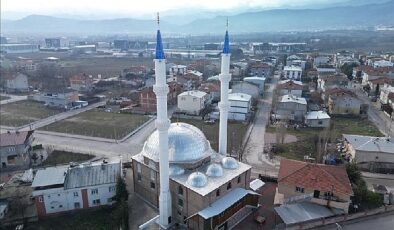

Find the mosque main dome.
[{"left": 142, "top": 122, "right": 213, "bottom": 163}]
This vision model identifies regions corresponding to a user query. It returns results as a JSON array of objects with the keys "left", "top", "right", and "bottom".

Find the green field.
[
  {"left": 40, "top": 109, "right": 150, "bottom": 139},
  {"left": 171, "top": 118, "right": 249, "bottom": 154},
  {"left": 42, "top": 150, "right": 95, "bottom": 166},
  {"left": 0, "top": 100, "right": 62, "bottom": 127},
  {"left": 268, "top": 117, "right": 383, "bottom": 160},
  {"left": 23, "top": 207, "right": 120, "bottom": 230}
]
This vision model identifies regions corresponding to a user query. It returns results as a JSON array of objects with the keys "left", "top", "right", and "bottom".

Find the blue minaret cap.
[
  {"left": 155, "top": 30, "right": 165, "bottom": 59},
  {"left": 223, "top": 30, "right": 230, "bottom": 54}
]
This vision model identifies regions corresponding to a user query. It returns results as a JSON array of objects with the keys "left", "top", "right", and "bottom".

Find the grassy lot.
[
  {"left": 40, "top": 109, "right": 150, "bottom": 139},
  {"left": 42, "top": 150, "right": 95, "bottom": 166},
  {"left": 0, "top": 100, "right": 62, "bottom": 127},
  {"left": 267, "top": 117, "right": 383, "bottom": 160},
  {"left": 23, "top": 207, "right": 119, "bottom": 230},
  {"left": 171, "top": 118, "right": 249, "bottom": 154},
  {"left": 0, "top": 95, "right": 10, "bottom": 101}
]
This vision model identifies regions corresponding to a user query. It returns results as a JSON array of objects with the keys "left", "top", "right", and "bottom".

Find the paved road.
[
  {"left": 0, "top": 93, "right": 27, "bottom": 105},
  {"left": 316, "top": 212, "right": 394, "bottom": 230},
  {"left": 352, "top": 85, "right": 394, "bottom": 137},
  {"left": 243, "top": 75, "right": 280, "bottom": 178}
]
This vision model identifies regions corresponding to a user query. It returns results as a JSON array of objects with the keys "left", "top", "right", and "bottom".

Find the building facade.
[
  {"left": 177, "top": 90, "right": 209, "bottom": 115},
  {"left": 5, "top": 73, "right": 29, "bottom": 93},
  {"left": 0, "top": 131, "right": 34, "bottom": 170}
]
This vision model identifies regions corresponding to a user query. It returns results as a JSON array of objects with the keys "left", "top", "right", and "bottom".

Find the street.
[
  {"left": 352, "top": 85, "right": 394, "bottom": 137},
  {"left": 0, "top": 93, "right": 27, "bottom": 105},
  {"left": 317, "top": 212, "right": 394, "bottom": 230},
  {"left": 243, "top": 74, "right": 280, "bottom": 178}
]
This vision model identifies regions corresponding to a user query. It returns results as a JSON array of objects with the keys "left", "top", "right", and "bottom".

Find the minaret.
[
  {"left": 218, "top": 19, "right": 231, "bottom": 155},
  {"left": 153, "top": 13, "right": 172, "bottom": 228}
]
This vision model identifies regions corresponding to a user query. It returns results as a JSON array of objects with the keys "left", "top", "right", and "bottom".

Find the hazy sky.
[{"left": 2, "top": 0, "right": 343, "bottom": 18}]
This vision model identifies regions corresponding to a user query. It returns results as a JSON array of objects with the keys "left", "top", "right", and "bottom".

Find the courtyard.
[
  {"left": 0, "top": 100, "right": 62, "bottom": 127},
  {"left": 39, "top": 109, "right": 151, "bottom": 139}
]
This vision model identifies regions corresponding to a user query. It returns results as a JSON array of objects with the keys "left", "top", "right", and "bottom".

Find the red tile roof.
[
  {"left": 278, "top": 159, "right": 353, "bottom": 196},
  {"left": 369, "top": 77, "right": 393, "bottom": 85},
  {"left": 325, "top": 87, "right": 357, "bottom": 98},
  {"left": 0, "top": 130, "right": 33, "bottom": 147},
  {"left": 277, "top": 80, "right": 304, "bottom": 90},
  {"left": 198, "top": 82, "right": 220, "bottom": 93}
]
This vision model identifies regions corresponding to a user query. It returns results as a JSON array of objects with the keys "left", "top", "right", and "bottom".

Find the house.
[
  {"left": 379, "top": 83, "right": 394, "bottom": 105},
  {"left": 228, "top": 93, "right": 252, "bottom": 121},
  {"left": 243, "top": 76, "right": 266, "bottom": 95},
  {"left": 276, "top": 80, "right": 304, "bottom": 97},
  {"left": 177, "top": 72, "right": 203, "bottom": 90},
  {"left": 249, "top": 62, "right": 271, "bottom": 77},
  {"left": 0, "top": 130, "right": 34, "bottom": 170},
  {"left": 168, "top": 64, "right": 187, "bottom": 75},
  {"left": 325, "top": 88, "right": 363, "bottom": 116},
  {"left": 138, "top": 82, "right": 182, "bottom": 113},
  {"left": 33, "top": 89, "right": 79, "bottom": 109},
  {"left": 231, "top": 81, "right": 260, "bottom": 99},
  {"left": 274, "top": 94, "right": 307, "bottom": 122},
  {"left": 177, "top": 90, "right": 209, "bottom": 115},
  {"left": 5, "top": 73, "right": 29, "bottom": 93},
  {"left": 277, "top": 159, "right": 353, "bottom": 213},
  {"left": 316, "top": 66, "right": 337, "bottom": 75},
  {"left": 317, "top": 73, "right": 349, "bottom": 91},
  {"left": 286, "top": 55, "right": 306, "bottom": 70},
  {"left": 305, "top": 111, "right": 330, "bottom": 128},
  {"left": 283, "top": 66, "right": 302, "bottom": 80},
  {"left": 314, "top": 56, "right": 330, "bottom": 67},
  {"left": 368, "top": 77, "right": 393, "bottom": 96},
  {"left": 343, "top": 135, "right": 394, "bottom": 173},
  {"left": 31, "top": 159, "right": 122, "bottom": 217},
  {"left": 70, "top": 73, "right": 94, "bottom": 91},
  {"left": 198, "top": 82, "right": 220, "bottom": 103}
]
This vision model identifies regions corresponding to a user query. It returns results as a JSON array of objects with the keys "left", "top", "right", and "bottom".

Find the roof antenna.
[{"left": 226, "top": 17, "right": 229, "bottom": 30}]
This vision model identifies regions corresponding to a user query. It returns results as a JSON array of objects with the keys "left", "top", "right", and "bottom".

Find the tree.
[
  {"left": 112, "top": 176, "right": 129, "bottom": 230},
  {"left": 340, "top": 63, "right": 359, "bottom": 80}
]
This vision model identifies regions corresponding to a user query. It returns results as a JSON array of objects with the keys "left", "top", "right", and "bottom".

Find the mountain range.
[{"left": 1, "top": 0, "right": 393, "bottom": 35}]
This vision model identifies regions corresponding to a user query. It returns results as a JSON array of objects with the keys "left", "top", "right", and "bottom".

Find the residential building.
[
  {"left": 274, "top": 94, "right": 307, "bottom": 122},
  {"left": 32, "top": 89, "right": 79, "bottom": 109},
  {"left": 367, "top": 77, "right": 393, "bottom": 96},
  {"left": 138, "top": 82, "right": 181, "bottom": 113},
  {"left": 373, "top": 60, "right": 394, "bottom": 68},
  {"left": 314, "top": 56, "right": 330, "bottom": 67},
  {"left": 198, "top": 82, "right": 220, "bottom": 102},
  {"left": 15, "top": 57, "right": 36, "bottom": 71},
  {"left": 249, "top": 62, "right": 271, "bottom": 77},
  {"left": 379, "top": 83, "right": 394, "bottom": 105},
  {"left": 31, "top": 159, "right": 122, "bottom": 217},
  {"left": 325, "top": 88, "right": 363, "bottom": 116},
  {"left": 343, "top": 135, "right": 394, "bottom": 173},
  {"left": 228, "top": 93, "right": 252, "bottom": 121},
  {"left": 70, "top": 73, "right": 94, "bottom": 92},
  {"left": 177, "top": 90, "right": 209, "bottom": 115},
  {"left": 177, "top": 71, "right": 203, "bottom": 90},
  {"left": 0, "top": 131, "right": 34, "bottom": 170},
  {"left": 277, "top": 159, "right": 353, "bottom": 213},
  {"left": 283, "top": 66, "right": 302, "bottom": 80},
  {"left": 276, "top": 80, "right": 304, "bottom": 97},
  {"left": 304, "top": 111, "right": 330, "bottom": 128},
  {"left": 317, "top": 73, "right": 349, "bottom": 91},
  {"left": 231, "top": 81, "right": 260, "bottom": 99},
  {"left": 5, "top": 73, "right": 29, "bottom": 93},
  {"left": 243, "top": 76, "right": 266, "bottom": 95},
  {"left": 168, "top": 64, "right": 187, "bottom": 75}
]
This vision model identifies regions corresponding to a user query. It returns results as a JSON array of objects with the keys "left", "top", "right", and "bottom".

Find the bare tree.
[{"left": 276, "top": 121, "right": 287, "bottom": 144}]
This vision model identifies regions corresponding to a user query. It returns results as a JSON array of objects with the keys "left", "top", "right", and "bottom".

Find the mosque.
[{"left": 132, "top": 16, "right": 260, "bottom": 230}]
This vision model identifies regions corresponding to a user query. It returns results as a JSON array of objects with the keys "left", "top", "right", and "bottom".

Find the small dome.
[
  {"left": 222, "top": 157, "right": 239, "bottom": 169},
  {"left": 169, "top": 165, "right": 185, "bottom": 176},
  {"left": 187, "top": 172, "right": 208, "bottom": 188},
  {"left": 206, "top": 163, "right": 223, "bottom": 177},
  {"left": 142, "top": 123, "right": 212, "bottom": 163}
]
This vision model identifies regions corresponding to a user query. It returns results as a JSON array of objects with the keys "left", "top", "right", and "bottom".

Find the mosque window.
[
  {"left": 178, "top": 186, "right": 183, "bottom": 196},
  {"left": 227, "top": 182, "right": 232, "bottom": 190},
  {"left": 150, "top": 182, "right": 155, "bottom": 189},
  {"left": 216, "top": 189, "right": 220, "bottom": 197},
  {"left": 237, "top": 176, "right": 241, "bottom": 184},
  {"left": 178, "top": 198, "right": 184, "bottom": 207}
]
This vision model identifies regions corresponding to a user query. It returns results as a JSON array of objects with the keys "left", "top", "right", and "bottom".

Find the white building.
[
  {"left": 244, "top": 76, "right": 266, "bottom": 95},
  {"left": 0, "top": 44, "right": 39, "bottom": 54},
  {"left": 228, "top": 93, "right": 252, "bottom": 121},
  {"left": 305, "top": 111, "right": 331, "bottom": 128},
  {"left": 5, "top": 73, "right": 29, "bottom": 92},
  {"left": 314, "top": 56, "right": 330, "bottom": 67},
  {"left": 169, "top": 64, "right": 187, "bottom": 75},
  {"left": 283, "top": 66, "right": 302, "bottom": 80},
  {"left": 379, "top": 83, "right": 394, "bottom": 104},
  {"left": 373, "top": 60, "right": 394, "bottom": 68},
  {"left": 274, "top": 94, "right": 307, "bottom": 122},
  {"left": 276, "top": 80, "right": 304, "bottom": 97},
  {"left": 31, "top": 159, "right": 121, "bottom": 217},
  {"left": 177, "top": 90, "right": 209, "bottom": 115},
  {"left": 343, "top": 135, "right": 394, "bottom": 173},
  {"left": 231, "top": 81, "right": 260, "bottom": 98}
]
